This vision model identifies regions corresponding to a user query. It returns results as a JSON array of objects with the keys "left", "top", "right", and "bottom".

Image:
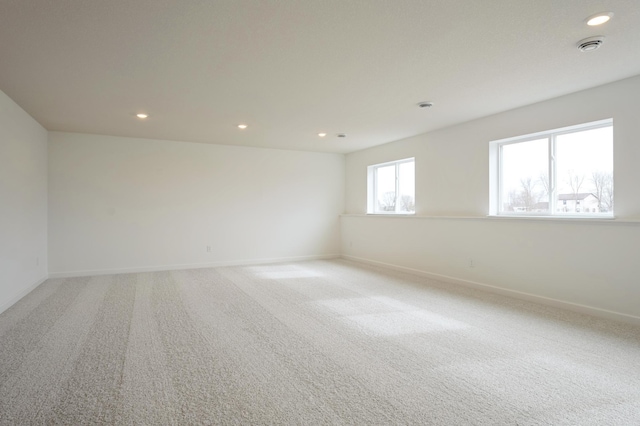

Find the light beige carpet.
[{"left": 1, "top": 259, "right": 639, "bottom": 425}]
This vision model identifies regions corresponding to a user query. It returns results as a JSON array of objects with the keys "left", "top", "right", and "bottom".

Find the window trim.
[
  {"left": 489, "top": 119, "right": 613, "bottom": 218},
  {"left": 367, "top": 157, "right": 415, "bottom": 215}
]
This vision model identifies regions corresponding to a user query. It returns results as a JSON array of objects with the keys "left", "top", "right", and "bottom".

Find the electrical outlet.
[
  {"left": 349, "top": 241, "right": 353, "bottom": 248},
  {"left": 468, "top": 258, "right": 475, "bottom": 268},
  {"left": 206, "top": 245, "right": 211, "bottom": 253}
]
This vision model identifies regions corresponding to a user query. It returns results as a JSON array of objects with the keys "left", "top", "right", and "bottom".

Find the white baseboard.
[
  {"left": 341, "top": 255, "right": 640, "bottom": 326},
  {"left": 48, "top": 254, "right": 340, "bottom": 278},
  {"left": 0, "top": 275, "right": 48, "bottom": 315}
]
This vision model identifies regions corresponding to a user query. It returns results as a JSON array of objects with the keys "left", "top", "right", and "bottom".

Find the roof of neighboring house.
[
  {"left": 533, "top": 202, "right": 549, "bottom": 209},
  {"left": 557, "top": 193, "right": 595, "bottom": 201}
]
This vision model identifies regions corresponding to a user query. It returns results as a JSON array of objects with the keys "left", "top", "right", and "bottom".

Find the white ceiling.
[{"left": 1, "top": 1, "right": 639, "bottom": 154}]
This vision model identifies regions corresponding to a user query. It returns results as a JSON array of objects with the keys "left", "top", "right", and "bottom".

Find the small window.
[
  {"left": 367, "top": 158, "right": 415, "bottom": 214},
  {"left": 490, "top": 119, "right": 613, "bottom": 217}
]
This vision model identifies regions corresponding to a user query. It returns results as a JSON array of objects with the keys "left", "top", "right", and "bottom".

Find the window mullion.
[
  {"left": 373, "top": 167, "right": 378, "bottom": 213},
  {"left": 395, "top": 163, "right": 400, "bottom": 213},
  {"left": 498, "top": 145, "right": 503, "bottom": 214},
  {"left": 549, "top": 136, "right": 556, "bottom": 214}
]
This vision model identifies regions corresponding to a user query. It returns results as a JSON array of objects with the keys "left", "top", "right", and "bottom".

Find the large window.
[
  {"left": 490, "top": 119, "right": 613, "bottom": 217},
  {"left": 367, "top": 158, "right": 415, "bottom": 214}
]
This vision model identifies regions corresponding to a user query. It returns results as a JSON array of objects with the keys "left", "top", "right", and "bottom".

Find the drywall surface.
[
  {"left": 49, "top": 132, "right": 344, "bottom": 275},
  {"left": 346, "top": 75, "right": 640, "bottom": 218},
  {"left": 343, "top": 75, "right": 640, "bottom": 319},
  {"left": 341, "top": 216, "right": 640, "bottom": 319},
  {"left": 0, "top": 90, "right": 48, "bottom": 313}
]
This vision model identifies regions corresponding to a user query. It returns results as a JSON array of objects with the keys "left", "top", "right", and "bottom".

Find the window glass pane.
[
  {"left": 555, "top": 126, "right": 613, "bottom": 214},
  {"left": 375, "top": 165, "right": 396, "bottom": 212},
  {"left": 501, "top": 138, "right": 549, "bottom": 213},
  {"left": 398, "top": 161, "right": 415, "bottom": 213},
  {"left": 368, "top": 158, "right": 415, "bottom": 214}
]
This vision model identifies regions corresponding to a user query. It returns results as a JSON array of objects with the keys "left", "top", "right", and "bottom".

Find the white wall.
[
  {"left": 0, "top": 90, "right": 48, "bottom": 314},
  {"left": 49, "top": 132, "right": 344, "bottom": 276},
  {"left": 342, "top": 75, "right": 640, "bottom": 321}
]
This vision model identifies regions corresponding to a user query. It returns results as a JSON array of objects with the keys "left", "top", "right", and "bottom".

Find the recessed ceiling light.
[
  {"left": 417, "top": 101, "right": 434, "bottom": 108},
  {"left": 318, "top": 133, "right": 327, "bottom": 137},
  {"left": 337, "top": 133, "right": 346, "bottom": 138},
  {"left": 136, "top": 113, "right": 148, "bottom": 119},
  {"left": 237, "top": 124, "right": 248, "bottom": 129},
  {"left": 586, "top": 12, "right": 613, "bottom": 26}
]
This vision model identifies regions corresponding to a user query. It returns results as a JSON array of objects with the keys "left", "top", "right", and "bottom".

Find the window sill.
[
  {"left": 366, "top": 213, "right": 416, "bottom": 216},
  {"left": 487, "top": 214, "right": 617, "bottom": 222},
  {"left": 343, "top": 214, "right": 484, "bottom": 220},
  {"left": 341, "top": 214, "right": 640, "bottom": 224},
  {"left": 486, "top": 215, "right": 640, "bottom": 225}
]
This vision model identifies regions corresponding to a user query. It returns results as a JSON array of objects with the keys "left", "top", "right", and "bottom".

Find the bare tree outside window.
[
  {"left": 591, "top": 171, "right": 614, "bottom": 212},
  {"left": 399, "top": 194, "right": 415, "bottom": 212},
  {"left": 567, "top": 171, "right": 585, "bottom": 199},
  {"left": 379, "top": 191, "right": 396, "bottom": 211},
  {"left": 506, "top": 190, "right": 518, "bottom": 211},
  {"left": 518, "top": 177, "right": 541, "bottom": 211},
  {"left": 558, "top": 171, "right": 585, "bottom": 212},
  {"left": 537, "top": 171, "right": 550, "bottom": 199}
]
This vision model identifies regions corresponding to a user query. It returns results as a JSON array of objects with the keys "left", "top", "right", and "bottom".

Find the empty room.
[{"left": 1, "top": 1, "right": 640, "bottom": 424}]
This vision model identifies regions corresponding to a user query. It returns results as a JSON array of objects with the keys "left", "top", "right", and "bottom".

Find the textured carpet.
[{"left": 1, "top": 259, "right": 639, "bottom": 425}]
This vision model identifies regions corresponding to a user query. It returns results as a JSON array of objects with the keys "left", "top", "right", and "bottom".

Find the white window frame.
[
  {"left": 489, "top": 119, "right": 613, "bottom": 218},
  {"left": 367, "top": 157, "right": 415, "bottom": 215}
]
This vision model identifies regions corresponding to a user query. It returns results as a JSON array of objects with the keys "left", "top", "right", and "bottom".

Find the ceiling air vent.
[{"left": 577, "top": 36, "right": 605, "bottom": 52}]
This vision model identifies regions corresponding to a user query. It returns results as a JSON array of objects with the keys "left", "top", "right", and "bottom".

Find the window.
[
  {"left": 490, "top": 119, "right": 613, "bottom": 217},
  {"left": 367, "top": 158, "right": 415, "bottom": 214}
]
